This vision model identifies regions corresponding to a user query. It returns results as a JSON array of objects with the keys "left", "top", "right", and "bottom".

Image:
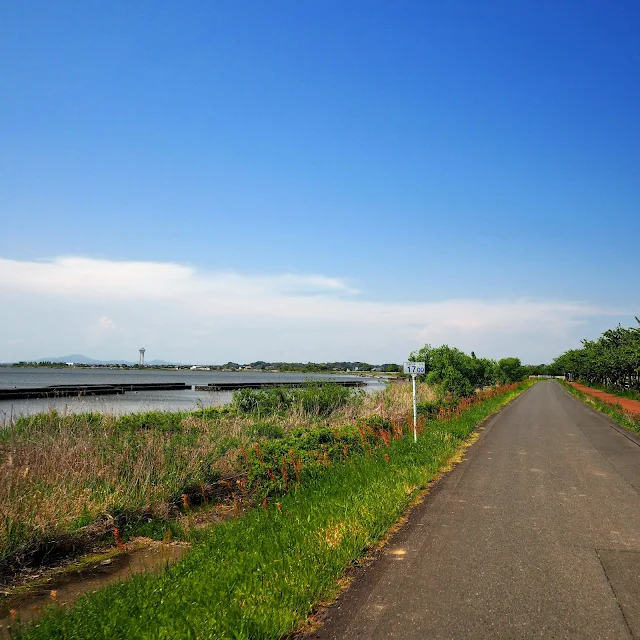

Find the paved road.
[{"left": 312, "top": 381, "right": 640, "bottom": 639}]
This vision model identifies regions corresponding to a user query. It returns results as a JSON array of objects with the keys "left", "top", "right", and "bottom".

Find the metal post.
[{"left": 412, "top": 373, "right": 418, "bottom": 443}]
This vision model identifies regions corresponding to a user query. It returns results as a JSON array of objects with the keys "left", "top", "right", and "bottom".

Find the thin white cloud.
[
  {"left": 96, "top": 316, "right": 116, "bottom": 332},
  {"left": 86, "top": 316, "right": 117, "bottom": 348},
  {"left": 0, "top": 257, "right": 358, "bottom": 299},
  {"left": 0, "top": 256, "right": 622, "bottom": 363}
]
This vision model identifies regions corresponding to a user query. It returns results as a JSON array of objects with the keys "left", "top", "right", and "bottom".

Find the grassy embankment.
[
  {"left": 0, "top": 382, "right": 429, "bottom": 575},
  {"left": 560, "top": 380, "right": 640, "bottom": 433},
  {"left": 8, "top": 379, "right": 532, "bottom": 638}
]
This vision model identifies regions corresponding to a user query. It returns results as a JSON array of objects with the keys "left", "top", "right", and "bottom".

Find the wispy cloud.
[
  {"left": 0, "top": 256, "right": 621, "bottom": 363},
  {"left": 0, "top": 257, "right": 359, "bottom": 299}
]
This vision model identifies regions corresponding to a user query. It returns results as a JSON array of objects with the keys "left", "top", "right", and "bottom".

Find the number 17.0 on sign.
[{"left": 403, "top": 362, "right": 425, "bottom": 375}]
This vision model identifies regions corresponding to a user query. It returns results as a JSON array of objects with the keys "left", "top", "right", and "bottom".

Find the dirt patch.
[{"left": 568, "top": 383, "right": 640, "bottom": 418}]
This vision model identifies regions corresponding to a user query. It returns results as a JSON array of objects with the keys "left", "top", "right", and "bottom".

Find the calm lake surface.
[{"left": 0, "top": 368, "right": 385, "bottom": 421}]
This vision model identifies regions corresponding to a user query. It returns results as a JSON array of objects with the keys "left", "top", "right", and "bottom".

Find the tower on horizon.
[{"left": 139, "top": 348, "right": 146, "bottom": 366}]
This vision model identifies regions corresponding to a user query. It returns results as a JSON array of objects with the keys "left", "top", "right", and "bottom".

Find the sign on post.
[
  {"left": 403, "top": 362, "right": 425, "bottom": 443},
  {"left": 403, "top": 362, "right": 425, "bottom": 375}
]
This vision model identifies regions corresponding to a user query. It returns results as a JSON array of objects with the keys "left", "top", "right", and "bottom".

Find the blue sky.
[{"left": 1, "top": 1, "right": 638, "bottom": 364}]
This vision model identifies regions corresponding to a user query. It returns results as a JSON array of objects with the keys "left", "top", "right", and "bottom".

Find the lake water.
[{"left": 0, "top": 368, "right": 386, "bottom": 422}]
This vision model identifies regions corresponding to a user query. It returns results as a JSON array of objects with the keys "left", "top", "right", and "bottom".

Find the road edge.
[
  {"left": 556, "top": 380, "right": 640, "bottom": 447},
  {"left": 294, "top": 381, "right": 536, "bottom": 639}
]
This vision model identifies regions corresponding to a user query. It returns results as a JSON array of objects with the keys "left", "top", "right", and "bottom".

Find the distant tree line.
[
  {"left": 9, "top": 362, "right": 171, "bottom": 369},
  {"left": 10, "top": 361, "right": 70, "bottom": 368},
  {"left": 5, "top": 361, "right": 402, "bottom": 372},
  {"left": 409, "top": 344, "right": 529, "bottom": 398},
  {"left": 548, "top": 319, "right": 640, "bottom": 390},
  {"left": 221, "top": 361, "right": 401, "bottom": 373}
]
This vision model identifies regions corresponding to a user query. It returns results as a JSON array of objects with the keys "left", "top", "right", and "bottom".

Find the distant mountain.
[{"left": 36, "top": 354, "right": 179, "bottom": 366}]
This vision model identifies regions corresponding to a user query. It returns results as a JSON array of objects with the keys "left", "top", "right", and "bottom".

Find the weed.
[
  {"left": 249, "top": 422, "right": 286, "bottom": 440},
  {"left": 232, "top": 382, "right": 354, "bottom": 417}
]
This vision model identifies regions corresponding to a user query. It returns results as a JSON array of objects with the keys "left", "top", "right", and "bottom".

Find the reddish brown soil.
[{"left": 568, "top": 382, "right": 640, "bottom": 417}]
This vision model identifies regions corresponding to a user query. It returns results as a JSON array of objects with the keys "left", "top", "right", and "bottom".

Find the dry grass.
[
  {"left": 1, "top": 417, "right": 215, "bottom": 560},
  {"left": 0, "top": 382, "right": 434, "bottom": 564}
]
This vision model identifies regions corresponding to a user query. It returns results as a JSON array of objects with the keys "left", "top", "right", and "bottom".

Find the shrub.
[
  {"left": 216, "top": 436, "right": 241, "bottom": 457},
  {"left": 233, "top": 387, "right": 290, "bottom": 415},
  {"left": 291, "top": 383, "right": 354, "bottom": 417},
  {"left": 233, "top": 383, "right": 354, "bottom": 417},
  {"left": 115, "top": 411, "right": 186, "bottom": 432},
  {"left": 409, "top": 344, "right": 498, "bottom": 398},
  {"left": 248, "top": 422, "right": 286, "bottom": 440}
]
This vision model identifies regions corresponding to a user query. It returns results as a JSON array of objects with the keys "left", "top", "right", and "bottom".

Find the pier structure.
[
  {"left": 195, "top": 380, "right": 366, "bottom": 391},
  {"left": 0, "top": 382, "right": 190, "bottom": 401},
  {"left": 139, "top": 348, "right": 145, "bottom": 366},
  {"left": 0, "top": 380, "right": 367, "bottom": 401}
]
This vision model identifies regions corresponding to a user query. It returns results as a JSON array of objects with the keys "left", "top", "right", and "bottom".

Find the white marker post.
[{"left": 403, "top": 362, "right": 425, "bottom": 443}]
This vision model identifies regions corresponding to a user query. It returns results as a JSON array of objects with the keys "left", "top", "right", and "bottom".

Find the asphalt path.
[{"left": 310, "top": 381, "right": 640, "bottom": 639}]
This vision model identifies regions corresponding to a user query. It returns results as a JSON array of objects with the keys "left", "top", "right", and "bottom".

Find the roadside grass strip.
[
  {"left": 560, "top": 381, "right": 640, "bottom": 434},
  {"left": 13, "top": 382, "right": 531, "bottom": 639}
]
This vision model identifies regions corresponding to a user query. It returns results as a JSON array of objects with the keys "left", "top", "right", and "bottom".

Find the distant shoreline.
[
  {"left": 2, "top": 363, "right": 402, "bottom": 376},
  {"left": 0, "top": 369, "right": 388, "bottom": 420}
]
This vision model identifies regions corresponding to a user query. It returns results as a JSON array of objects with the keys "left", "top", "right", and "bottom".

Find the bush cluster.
[
  {"left": 232, "top": 382, "right": 355, "bottom": 417},
  {"left": 240, "top": 415, "right": 400, "bottom": 497},
  {"left": 408, "top": 344, "right": 526, "bottom": 398},
  {"left": 238, "top": 382, "right": 524, "bottom": 500}
]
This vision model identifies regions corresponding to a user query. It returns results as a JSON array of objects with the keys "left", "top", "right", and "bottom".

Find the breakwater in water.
[
  {"left": 195, "top": 380, "right": 365, "bottom": 391},
  {"left": 0, "top": 382, "right": 191, "bottom": 401},
  {"left": 0, "top": 369, "right": 384, "bottom": 419},
  {"left": 1, "top": 381, "right": 366, "bottom": 400}
]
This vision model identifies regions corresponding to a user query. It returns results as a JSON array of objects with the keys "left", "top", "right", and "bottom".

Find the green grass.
[
  {"left": 233, "top": 382, "right": 356, "bottom": 417},
  {"left": 12, "top": 381, "right": 532, "bottom": 639},
  {"left": 561, "top": 381, "right": 640, "bottom": 433}
]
